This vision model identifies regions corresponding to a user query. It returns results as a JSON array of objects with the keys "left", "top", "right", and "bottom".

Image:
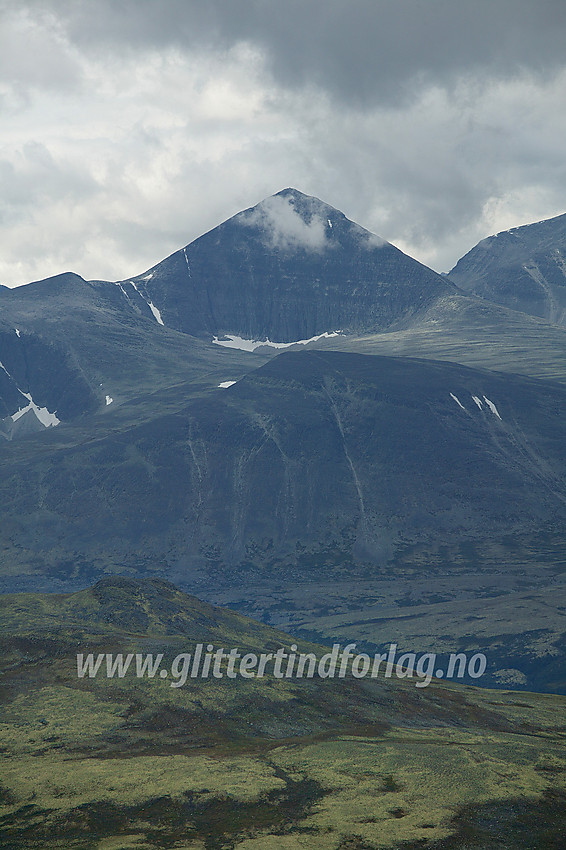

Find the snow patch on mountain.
[
  {"left": 126, "top": 281, "right": 165, "bottom": 326},
  {"left": 450, "top": 392, "right": 502, "bottom": 420},
  {"left": 147, "top": 301, "right": 164, "bottom": 325},
  {"left": 450, "top": 392, "right": 466, "bottom": 410},
  {"left": 183, "top": 247, "right": 192, "bottom": 277},
  {"left": 466, "top": 394, "right": 503, "bottom": 420},
  {"left": 212, "top": 331, "right": 342, "bottom": 352},
  {"left": 12, "top": 394, "right": 60, "bottom": 428},
  {"left": 483, "top": 396, "right": 502, "bottom": 420},
  {"left": 0, "top": 360, "right": 59, "bottom": 428}
]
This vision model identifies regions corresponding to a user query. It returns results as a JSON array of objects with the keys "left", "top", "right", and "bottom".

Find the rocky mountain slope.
[
  {"left": 1, "top": 190, "right": 566, "bottom": 699},
  {"left": 2, "top": 349, "right": 565, "bottom": 583},
  {"left": 124, "top": 188, "right": 457, "bottom": 340},
  {"left": 0, "top": 189, "right": 458, "bottom": 441},
  {"left": 448, "top": 211, "right": 566, "bottom": 325}
]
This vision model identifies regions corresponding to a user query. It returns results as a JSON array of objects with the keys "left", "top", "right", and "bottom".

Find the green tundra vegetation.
[{"left": 1, "top": 578, "right": 564, "bottom": 849}]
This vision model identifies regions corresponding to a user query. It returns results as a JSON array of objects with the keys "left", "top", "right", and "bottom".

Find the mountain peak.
[
  {"left": 270, "top": 187, "right": 331, "bottom": 212},
  {"left": 229, "top": 187, "right": 396, "bottom": 258},
  {"left": 12, "top": 271, "right": 88, "bottom": 298},
  {"left": 259, "top": 186, "right": 345, "bottom": 217},
  {"left": 449, "top": 210, "right": 566, "bottom": 324},
  {"left": 232, "top": 188, "right": 346, "bottom": 253},
  {"left": 124, "top": 188, "right": 454, "bottom": 341},
  {"left": 274, "top": 187, "right": 309, "bottom": 199}
]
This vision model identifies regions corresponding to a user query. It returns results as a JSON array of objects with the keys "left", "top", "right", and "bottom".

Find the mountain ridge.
[
  {"left": 2, "top": 349, "right": 565, "bottom": 588},
  {"left": 0, "top": 188, "right": 460, "bottom": 439},
  {"left": 448, "top": 210, "right": 566, "bottom": 324}
]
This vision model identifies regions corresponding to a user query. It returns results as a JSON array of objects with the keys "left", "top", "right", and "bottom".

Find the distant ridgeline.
[{"left": 0, "top": 191, "right": 565, "bottom": 697}]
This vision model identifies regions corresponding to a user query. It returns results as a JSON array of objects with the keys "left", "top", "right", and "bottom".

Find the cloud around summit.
[{"left": 239, "top": 195, "right": 330, "bottom": 253}]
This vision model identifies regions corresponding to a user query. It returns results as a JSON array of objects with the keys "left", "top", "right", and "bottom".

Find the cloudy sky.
[{"left": 1, "top": 0, "right": 566, "bottom": 287}]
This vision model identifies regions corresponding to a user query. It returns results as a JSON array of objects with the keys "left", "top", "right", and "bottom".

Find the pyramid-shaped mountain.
[
  {"left": 125, "top": 188, "right": 456, "bottom": 340},
  {"left": 449, "top": 211, "right": 566, "bottom": 325}
]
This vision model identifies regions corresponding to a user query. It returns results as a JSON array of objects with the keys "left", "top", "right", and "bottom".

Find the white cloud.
[
  {"left": 0, "top": 2, "right": 565, "bottom": 285},
  {"left": 296, "top": 71, "right": 566, "bottom": 272},
  {"left": 0, "top": 6, "right": 82, "bottom": 96},
  {"left": 238, "top": 194, "right": 329, "bottom": 252}
]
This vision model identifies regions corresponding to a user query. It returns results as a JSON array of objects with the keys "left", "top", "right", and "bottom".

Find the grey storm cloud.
[
  {"left": 13, "top": 0, "right": 566, "bottom": 103},
  {"left": 1, "top": 0, "right": 566, "bottom": 287}
]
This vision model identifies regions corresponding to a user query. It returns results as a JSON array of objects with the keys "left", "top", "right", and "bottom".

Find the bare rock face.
[
  {"left": 2, "top": 349, "right": 566, "bottom": 583},
  {"left": 448, "top": 211, "right": 566, "bottom": 325},
  {"left": 129, "top": 188, "right": 456, "bottom": 339},
  {"left": 0, "top": 191, "right": 456, "bottom": 438}
]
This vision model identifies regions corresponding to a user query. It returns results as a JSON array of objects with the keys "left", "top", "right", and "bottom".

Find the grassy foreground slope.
[{"left": 0, "top": 577, "right": 565, "bottom": 849}]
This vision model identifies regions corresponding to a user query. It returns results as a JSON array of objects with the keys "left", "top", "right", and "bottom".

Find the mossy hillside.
[
  {"left": 1, "top": 724, "right": 564, "bottom": 849},
  {"left": 1, "top": 578, "right": 565, "bottom": 848},
  {"left": 269, "top": 729, "right": 566, "bottom": 847}
]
